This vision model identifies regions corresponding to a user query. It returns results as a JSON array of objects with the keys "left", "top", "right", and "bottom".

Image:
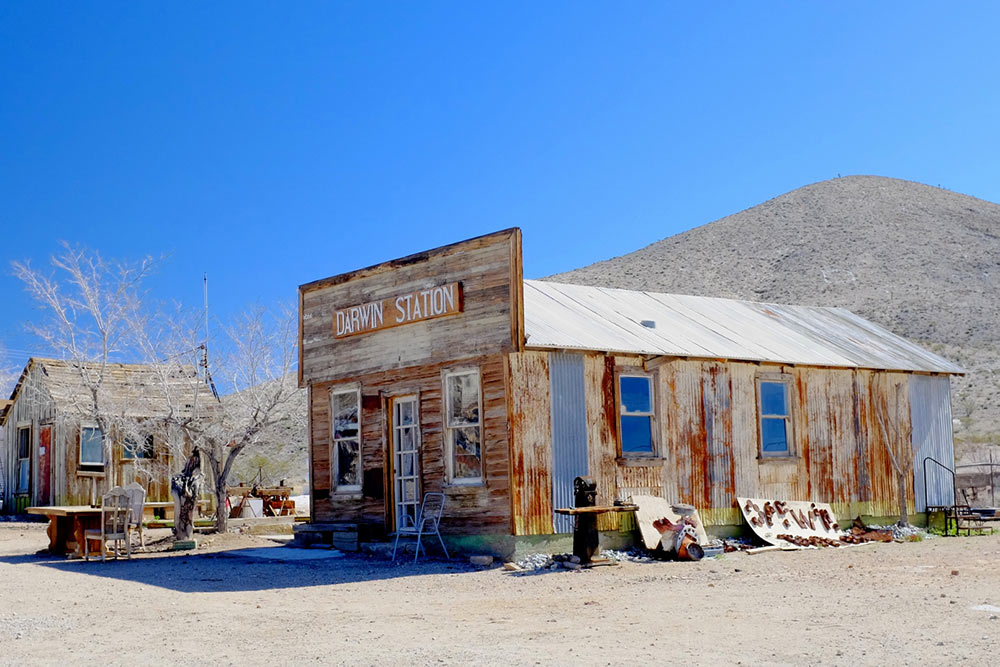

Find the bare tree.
[
  {"left": 139, "top": 304, "right": 301, "bottom": 534},
  {"left": 13, "top": 244, "right": 156, "bottom": 499},
  {"left": 874, "top": 378, "right": 913, "bottom": 527},
  {"left": 15, "top": 245, "right": 302, "bottom": 538}
]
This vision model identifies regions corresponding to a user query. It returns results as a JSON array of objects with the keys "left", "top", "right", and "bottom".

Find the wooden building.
[
  {"left": 0, "top": 358, "right": 214, "bottom": 513},
  {"left": 299, "top": 230, "right": 962, "bottom": 554}
]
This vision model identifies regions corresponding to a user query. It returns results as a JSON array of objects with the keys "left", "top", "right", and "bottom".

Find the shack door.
[
  {"left": 550, "top": 352, "right": 589, "bottom": 533},
  {"left": 38, "top": 425, "right": 52, "bottom": 505},
  {"left": 390, "top": 396, "right": 421, "bottom": 531}
]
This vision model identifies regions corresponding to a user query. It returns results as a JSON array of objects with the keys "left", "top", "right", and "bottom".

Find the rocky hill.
[{"left": 549, "top": 175, "right": 1000, "bottom": 464}]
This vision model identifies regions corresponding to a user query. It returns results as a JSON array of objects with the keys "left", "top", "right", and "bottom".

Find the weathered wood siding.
[
  {"left": 512, "top": 350, "right": 933, "bottom": 531},
  {"left": 310, "top": 354, "right": 511, "bottom": 534},
  {"left": 300, "top": 229, "right": 523, "bottom": 386},
  {"left": 507, "top": 351, "right": 553, "bottom": 535},
  {"left": 2, "top": 365, "right": 176, "bottom": 512}
]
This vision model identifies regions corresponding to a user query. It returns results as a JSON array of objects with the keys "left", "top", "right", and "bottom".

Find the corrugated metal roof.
[{"left": 523, "top": 280, "right": 964, "bottom": 374}]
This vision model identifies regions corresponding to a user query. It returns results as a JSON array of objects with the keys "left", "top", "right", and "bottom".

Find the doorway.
[
  {"left": 38, "top": 425, "right": 52, "bottom": 505},
  {"left": 390, "top": 396, "right": 421, "bottom": 531}
]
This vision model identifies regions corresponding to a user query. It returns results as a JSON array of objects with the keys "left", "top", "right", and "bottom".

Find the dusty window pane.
[
  {"left": 761, "top": 418, "right": 789, "bottom": 454},
  {"left": 399, "top": 400, "right": 414, "bottom": 426},
  {"left": 80, "top": 427, "right": 104, "bottom": 465},
  {"left": 17, "top": 428, "right": 30, "bottom": 458},
  {"left": 401, "top": 453, "right": 414, "bottom": 477},
  {"left": 336, "top": 440, "right": 360, "bottom": 486},
  {"left": 620, "top": 376, "right": 652, "bottom": 413},
  {"left": 452, "top": 427, "right": 482, "bottom": 479},
  {"left": 399, "top": 427, "right": 416, "bottom": 453},
  {"left": 621, "top": 415, "right": 653, "bottom": 453},
  {"left": 448, "top": 373, "right": 480, "bottom": 426},
  {"left": 123, "top": 435, "right": 154, "bottom": 460},
  {"left": 17, "top": 461, "right": 29, "bottom": 493},
  {"left": 760, "top": 382, "right": 788, "bottom": 416},
  {"left": 333, "top": 392, "right": 359, "bottom": 439}
]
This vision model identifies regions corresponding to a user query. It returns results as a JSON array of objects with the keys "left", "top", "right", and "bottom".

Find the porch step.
[{"left": 292, "top": 522, "right": 360, "bottom": 551}]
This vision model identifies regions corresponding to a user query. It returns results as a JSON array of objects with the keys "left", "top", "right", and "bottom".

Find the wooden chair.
[
  {"left": 124, "top": 482, "right": 147, "bottom": 551},
  {"left": 84, "top": 486, "right": 132, "bottom": 562},
  {"left": 392, "top": 492, "right": 449, "bottom": 563}
]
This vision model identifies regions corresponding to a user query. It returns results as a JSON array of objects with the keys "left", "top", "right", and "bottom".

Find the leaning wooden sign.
[{"left": 333, "top": 282, "right": 464, "bottom": 339}]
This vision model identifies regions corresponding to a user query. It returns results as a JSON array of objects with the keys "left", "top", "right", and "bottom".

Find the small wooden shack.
[
  {"left": 299, "top": 229, "right": 962, "bottom": 554},
  {"left": 0, "top": 358, "right": 214, "bottom": 513}
]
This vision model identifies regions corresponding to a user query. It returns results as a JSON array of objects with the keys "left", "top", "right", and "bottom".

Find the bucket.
[{"left": 677, "top": 534, "right": 704, "bottom": 561}]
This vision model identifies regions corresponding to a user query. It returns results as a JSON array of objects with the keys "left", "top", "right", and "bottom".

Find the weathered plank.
[
  {"left": 507, "top": 351, "right": 553, "bottom": 536},
  {"left": 300, "top": 230, "right": 523, "bottom": 386}
]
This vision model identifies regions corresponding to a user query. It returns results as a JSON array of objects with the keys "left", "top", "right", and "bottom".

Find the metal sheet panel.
[
  {"left": 910, "top": 375, "right": 956, "bottom": 511},
  {"left": 524, "top": 280, "right": 964, "bottom": 374},
  {"left": 549, "top": 352, "right": 589, "bottom": 533}
]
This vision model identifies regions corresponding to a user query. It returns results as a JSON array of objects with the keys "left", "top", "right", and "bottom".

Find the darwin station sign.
[{"left": 333, "top": 282, "right": 464, "bottom": 339}]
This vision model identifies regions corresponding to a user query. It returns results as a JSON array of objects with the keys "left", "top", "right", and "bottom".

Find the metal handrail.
[{"left": 923, "top": 456, "right": 957, "bottom": 512}]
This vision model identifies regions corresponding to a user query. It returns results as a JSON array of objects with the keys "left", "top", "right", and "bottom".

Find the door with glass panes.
[{"left": 391, "top": 396, "right": 421, "bottom": 531}]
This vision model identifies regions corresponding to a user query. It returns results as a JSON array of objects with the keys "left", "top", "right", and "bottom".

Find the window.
[
  {"left": 123, "top": 434, "right": 155, "bottom": 460},
  {"left": 16, "top": 427, "right": 30, "bottom": 494},
  {"left": 444, "top": 369, "right": 482, "bottom": 483},
  {"left": 619, "top": 375, "right": 655, "bottom": 455},
  {"left": 758, "top": 379, "right": 792, "bottom": 457},
  {"left": 79, "top": 426, "right": 105, "bottom": 466},
  {"left": 331, "top": 388, "right": 361, "bottom": 492}
]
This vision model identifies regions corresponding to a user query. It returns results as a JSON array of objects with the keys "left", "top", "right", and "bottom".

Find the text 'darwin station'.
[{"left": 333, "top": 282, "right": 463, "bottom": 339}]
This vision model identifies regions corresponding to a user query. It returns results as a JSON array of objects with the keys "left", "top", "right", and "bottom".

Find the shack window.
[
  {"left": 16, "top": 427, "right": 30, "bottom": 494},
  {"left": 444, "top": 369, "right": 482, "bottom": 483},
  {"left": 758, "top": 380, "right": 792, "bottom": 457},
  {"left": 331, "top": 388, "right": 362, "bottom": 492},
  {"left": 123, "top": 434, "right": 155, "bottom": 460},
  {"left": 79, "top": 426, "right": 105, "bottom": 467},
  {"left": 619, "top": 375, "right": 655, "bottom": 455}
]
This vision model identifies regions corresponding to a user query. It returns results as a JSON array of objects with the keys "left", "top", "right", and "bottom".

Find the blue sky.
[{"left": 2, "top": 3, "right": 999, "bottom": 365}]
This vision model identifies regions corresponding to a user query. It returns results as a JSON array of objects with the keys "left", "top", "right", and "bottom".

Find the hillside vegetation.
[{"left": 550, "top": 175, "right": 1000, "bottom": 463}]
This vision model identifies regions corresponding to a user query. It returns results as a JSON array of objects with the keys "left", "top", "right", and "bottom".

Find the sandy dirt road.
[{"left": 1, "top": 522, "right": 998, "bottom": 666}]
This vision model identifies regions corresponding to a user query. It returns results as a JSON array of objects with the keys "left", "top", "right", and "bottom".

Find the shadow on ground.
[{"left": 0, "top": 545, "right": 473, "bottom": 593}]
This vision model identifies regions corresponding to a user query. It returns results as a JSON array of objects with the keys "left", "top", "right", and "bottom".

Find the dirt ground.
[{"left": 1, "top": 522, "right": 998, "bottom": 666}]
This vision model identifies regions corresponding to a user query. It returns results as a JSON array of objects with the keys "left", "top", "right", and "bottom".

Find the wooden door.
[
  {"left": 390, "top": 396, "right": 421, "bottom": 531},
  {"left": 38, "top": 426, "right": 52, "bottom": 505}
]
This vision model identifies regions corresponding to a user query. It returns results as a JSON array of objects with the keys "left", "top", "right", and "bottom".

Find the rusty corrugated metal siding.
[
  {"left": 509, "top": 350, "right": 934, "bottom": 534},
  {"left": 910, "top": 375, "right": 956, "bottom": 511},
  {"left": 507, "top": 351, "right": 554, "bottom": 535},
  {"left": 549, "top": 352, "right": 589, "bottom": 533}
]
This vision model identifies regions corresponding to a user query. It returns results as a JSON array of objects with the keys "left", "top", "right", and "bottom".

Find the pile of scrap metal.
[
  {"left": 631, "top": 495, "right": 711, "bottom": 561},
  {"left": 841, "top": 517, "right": 894, "bottom": 544}
]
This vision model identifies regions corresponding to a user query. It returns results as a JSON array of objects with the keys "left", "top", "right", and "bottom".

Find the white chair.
[
  {"left": 392, "top": 492, "right": 449, "bottom": 563},
  {"left": 84, "top": 486, "right": 132, "bottom": 562},
  {"left": 124, "top": 482, "right": 147, "bottom": 551}
]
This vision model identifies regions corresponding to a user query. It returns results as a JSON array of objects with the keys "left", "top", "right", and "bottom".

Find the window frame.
[
  {"left": 78, "top": 425, "right": 105, "bottom": 468},
  {"left": 756, "top": 374, "right": 794, "bottom": 459},
  {"left": 616, "top": 371, "right": 658, "bottom": 458},
  {"left": 330, "top": 385, "right": 363, "bottom": 494},
  {"left": 16, "top": 425, "right": 31, "bottom": 494},
  {"left": 443, "top": 367, "right": 484, "bottom": 486}
]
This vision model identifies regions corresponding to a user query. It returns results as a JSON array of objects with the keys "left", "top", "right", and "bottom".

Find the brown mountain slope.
[{"left": 549, "top": 175, "right": 1000, "bottom": 455}]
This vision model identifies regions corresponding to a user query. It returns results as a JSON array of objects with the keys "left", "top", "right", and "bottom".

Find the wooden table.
[{"left": 27, "top": 506, "right": 103, "bottom": 557}]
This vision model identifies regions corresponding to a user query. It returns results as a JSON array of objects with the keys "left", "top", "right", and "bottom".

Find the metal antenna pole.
[{"left": 202, "top": 273, "right": 220, "bottom": 401}]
